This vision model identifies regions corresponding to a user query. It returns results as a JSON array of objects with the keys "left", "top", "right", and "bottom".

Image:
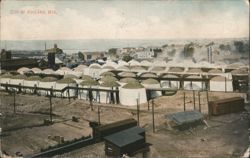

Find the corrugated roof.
[
  {"left": 122, "top": 81, "right": 144, "bottom": 89},
  {"left": 141, "top": 78, "right": 159, "bottom": 84}
]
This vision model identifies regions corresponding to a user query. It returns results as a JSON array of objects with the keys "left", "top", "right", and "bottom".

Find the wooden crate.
[{"left": 209, "top": 97, "right": 244, "bottom": 116}]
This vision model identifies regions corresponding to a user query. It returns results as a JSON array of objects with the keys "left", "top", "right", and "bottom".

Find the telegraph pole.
[
  {"left": 13, "top": 90, "right": 16, "bottom": 114},
  {"left": 206, "top": 90, "right": 210, "bottom": 119},
  {"left": 183, "top": 92, "right": 186, "bottom": 111},
  {"left": 136, "top": 98, "right": 140, "bottom": 126},
  {"left": 152, "top": 99, "right": 155, "bottom": 133},
  {"left": 193, "top": 90, "right": 195, "bottom": 110},
  {"left": 98, "top": 105, "right": 101, "bottom": 125},
  {"left": 198, "top": 91, "right": 201, "bottom": 112},
  {"left": 49, "top": 91, "right": 52, "bottom": 122}
]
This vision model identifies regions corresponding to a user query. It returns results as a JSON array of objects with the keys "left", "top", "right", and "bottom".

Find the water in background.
[{"left": 1, "top": 39, "right": 199, "bottom": 54}]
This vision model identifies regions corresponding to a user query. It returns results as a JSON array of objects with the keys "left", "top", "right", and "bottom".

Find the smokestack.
[{"left": 207, "top": 46, "right": 213, "bottom": 63}]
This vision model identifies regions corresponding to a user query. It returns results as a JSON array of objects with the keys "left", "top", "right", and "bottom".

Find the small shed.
[{"left": 104, "top": 126, "right": 150, "bottom": 157}]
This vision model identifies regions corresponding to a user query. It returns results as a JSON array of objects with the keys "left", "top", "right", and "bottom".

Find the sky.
[{"left": 1, "top": 0, "right": 249, "bottom": 40}]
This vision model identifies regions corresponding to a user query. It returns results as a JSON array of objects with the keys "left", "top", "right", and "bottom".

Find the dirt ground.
[{"left": 0, "top": 90, "right": 249, "bottom": 157}]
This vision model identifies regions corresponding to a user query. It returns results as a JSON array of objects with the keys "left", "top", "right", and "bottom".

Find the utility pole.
[
  {"left": 89, "top": 89, "right": 93, "bottom": 111},
  {"left": 147, "top": 101, "right": 150, "bottom": 111},
  {"left": 136, "top": 98, "right": 140, "bottom": 126},
  {"left": 98, "top": 105, "right": 101, "bottom": 125},
  {"left": 13, "top": 90, "right": 16, "bottom": 114},
  {"left": 152, "top": 99, "right": 155, "bottom": 133},
  {"left": 183, "top": 92, "right": 186, "bottom": 111},
  {"left": 198, "top": 91, "right": 201, "bottom": 112},
  {"left": 206, "top": 90, "right": 210, "bottom": 119},
  {"left": 67, "top": 88, "right": 70, "bottom": 103},
  {"left": 49, "top": 90, "right": 52, "bottom": 122},
  {"left": 193, "top": 90, "right": 195, "bottom": 110}
]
